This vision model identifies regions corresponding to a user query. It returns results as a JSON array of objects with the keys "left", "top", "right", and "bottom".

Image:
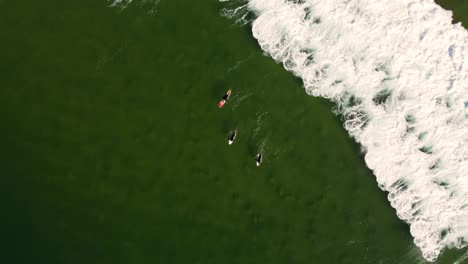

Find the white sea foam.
[
  {"left": 109, "top": 0, "right": 133, "bottom": 8},
  {"left": 109, "top": 0, "right": 160, "bottom": 14},
  {"left": 222, "top": 0, "right": 468, "bottom": 261}
]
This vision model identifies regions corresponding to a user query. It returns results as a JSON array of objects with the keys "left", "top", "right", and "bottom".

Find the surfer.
[
  {"left": 218, "top": 89, "right": 232, "bottom": 108},
  {"left": 228, "top": 131, "right": 237, "bottom": 145},
  {"left": 255, "top": 153, "right": 263, "bottom": 167}
]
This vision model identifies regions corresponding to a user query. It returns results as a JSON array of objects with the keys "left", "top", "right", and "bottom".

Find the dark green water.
[{"left": 0, "top": 0, "right": 467, "bottom": 263}]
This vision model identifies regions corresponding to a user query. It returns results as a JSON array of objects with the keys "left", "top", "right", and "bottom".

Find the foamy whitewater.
[
  {"left": 109, "top": 0, "right": 160, "bottom": 13},
  {"left": 222, "top": 0, "right": 468, "bottom": 261}
]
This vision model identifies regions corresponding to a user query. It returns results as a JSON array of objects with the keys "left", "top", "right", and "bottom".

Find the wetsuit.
[{"left": 256, "top": 154, "right": 262, "bottom": 163}]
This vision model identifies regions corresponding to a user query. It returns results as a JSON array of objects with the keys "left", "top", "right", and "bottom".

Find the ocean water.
[
  {"left": 0, "top": 0, "right": 467, "bottom": 263},
  {"left": 220, "top": 0, "right": 468, "bottom": 261}
]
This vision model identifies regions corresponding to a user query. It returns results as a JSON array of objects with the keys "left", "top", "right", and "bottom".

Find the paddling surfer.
[
  {"left": 255, "top": 153, "right": 263, "bottom": 166},
  {"left": 228, "top": 131, "right": 237, "bottom": 145},
  {"left": 218, "top": 90, "right": 232, "bottom": 108}
]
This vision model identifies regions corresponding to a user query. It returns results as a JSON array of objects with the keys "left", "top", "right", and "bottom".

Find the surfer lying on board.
[
  {"left": 218, "top": 89, "right": 232, "bottom": 108},
  {"left": 255, "top": 153, "right": 262, "bottom": 167},
  {"left": 228, "top": 131, "right": 237, "bottom": 145}
]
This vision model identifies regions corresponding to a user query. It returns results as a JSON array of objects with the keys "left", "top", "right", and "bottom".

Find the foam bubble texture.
[
  {"left": 109, "top": 0, "right": 133, "bottom": 7},
  {"left": 234, "top": 0, "right": 468, "bottom": 261}
]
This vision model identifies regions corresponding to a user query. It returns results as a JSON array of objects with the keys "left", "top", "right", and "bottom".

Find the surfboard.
[
  {"left": 218, "top": 89, "right": 232, "bottom": 108},
  {"left": 228, "top": 131, "right": 236, "bottom": 145},
  {"left": 256, "top": 153, "right": 262, "bottom": 166}
]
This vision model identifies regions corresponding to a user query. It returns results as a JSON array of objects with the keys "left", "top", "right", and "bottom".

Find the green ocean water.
[{"left": 0, "top": 0, "right": 467, "bottom": 263}]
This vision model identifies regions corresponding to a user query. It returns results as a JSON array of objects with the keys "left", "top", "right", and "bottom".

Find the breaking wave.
[{"left": 222, "top": 0, "right": 468, "bottom": 261}]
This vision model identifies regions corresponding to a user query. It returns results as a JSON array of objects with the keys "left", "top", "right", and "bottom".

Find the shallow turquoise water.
[{"left": 0, "top": 0, "right": 466, "bottom": 263}]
